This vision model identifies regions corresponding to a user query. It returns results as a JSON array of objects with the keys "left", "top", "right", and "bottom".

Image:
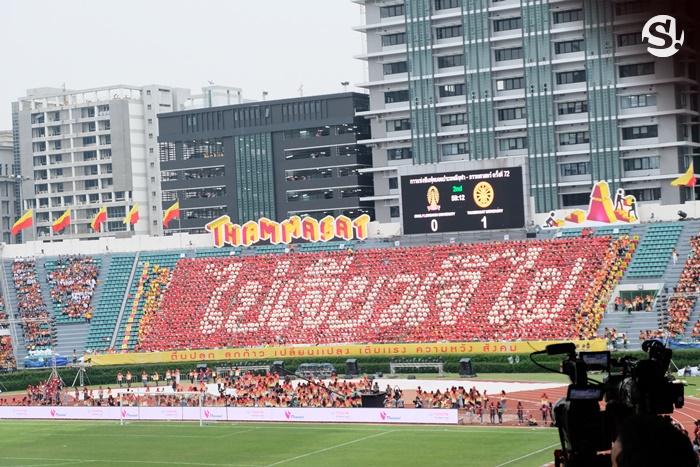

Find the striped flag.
[
  {"left": 52, "top": 209, "right": 71, "bottom": 233},
  {"left": 124, "top": 204, "right": 139, "bottom": 225},
  {"left": 671, "top": 162, "right": 697, "bottom": 188},
  {"left": 11, "top": 209, "right": 33, "bottom": 236},
  {"left": 90, "top": 207, "right": 107, "bottom": 232},
  {"left": 162, "top": 201, "right": 180, "bottom": 228}
]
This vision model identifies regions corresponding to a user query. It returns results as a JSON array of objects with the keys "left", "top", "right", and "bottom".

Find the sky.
[{"left": 0, "top": 0, "right": 367, "bottom": 129}]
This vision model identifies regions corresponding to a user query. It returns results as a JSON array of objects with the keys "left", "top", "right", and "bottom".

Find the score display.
[{"left": 400, "top": 167, "right": 525, "bottom": 234}]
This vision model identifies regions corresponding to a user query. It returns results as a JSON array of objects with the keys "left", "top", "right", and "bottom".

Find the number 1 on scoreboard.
[{"left": 480, "top": 216, "right": 487, "bottom": 229}]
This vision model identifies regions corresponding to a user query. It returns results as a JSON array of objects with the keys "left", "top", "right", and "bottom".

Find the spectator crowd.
[
  {"left": 47, "top": 255, "right": 98, "bottom": 320},
  {"left": 12, "top": 259, "right": 53, "bottom": 351}
]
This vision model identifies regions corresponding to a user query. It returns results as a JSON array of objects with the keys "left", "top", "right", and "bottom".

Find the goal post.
[{"left": 117, "top": 390, "right": 210, "bottom": 426}]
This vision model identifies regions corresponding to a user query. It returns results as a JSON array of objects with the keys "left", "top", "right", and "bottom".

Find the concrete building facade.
[
  {"left": 0, "top": 131, "right": 18, "bottom": 244},
  {"left": 157, "top": 93, "right": 374, "bottom": 234},
  {"left": 13, "top": 85, "right": 195, "bottom": 241},
  {"left": 353, "top": 0, "right": 700, "bottom": 225}
]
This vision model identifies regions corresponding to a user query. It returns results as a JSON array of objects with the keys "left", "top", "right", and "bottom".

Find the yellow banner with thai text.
[{"left": 89, "top": 339, "right": 606, "bottom": 366}]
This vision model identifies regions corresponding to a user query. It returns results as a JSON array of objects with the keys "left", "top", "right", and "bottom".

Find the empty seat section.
[
  {"left": 85, "top": 255, "right": 135, "bottom": 351},
  {"left": 627, "top": 223, "right": 683, "bottom": 278}
]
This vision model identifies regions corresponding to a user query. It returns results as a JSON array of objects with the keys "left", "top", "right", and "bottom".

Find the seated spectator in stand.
[{"left": 46, "top": 255, "right": 98, "bottom": 320}]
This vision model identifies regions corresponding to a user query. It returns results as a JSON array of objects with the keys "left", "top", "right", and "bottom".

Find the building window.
[
  {"left": 498, "top": 137, "right": 527, "bottom": 151},
  {"left": 615, "top": 0, "right": 650, "bottom": 16},
  {"left": 559, "top": 131, "right": 590, "bottom": 146},
  {"left": 82, "top": 136, "right": 96, "bottom": 146},
  {"left": 617, "top": 32, "right": 643, "bottom": 47},
  {"left": 562, "top": 193, "right": 590, "bottom": 206},
  {"left": 620, "top": 94, "right": 656, "bottom": 109},
  {"left": 553, "top": 9, "right": 582, "bottom": 24},
  {"left": 435, "top": 0, "right": 459, "bottom": 9},
  {"left": 389, "top": 177, "right": 399, "bottom": 189},
  {"left": 390, "top": 206, "right": 400, "bottom": 218},
  {"left": 382, "top": 33, "right": 406, "bottom": 46},
  {"left": 556, "top": 70, "right": 586, "bottom": 84},
  {"left": 440, "top": 113, "right": 467, "bottom": 126},
  {"left": 435, "top": 25, "right": 463, "bottom": 40},
  {"left": 496, "top": 77, "right": 524, "bottom": 91},
  {"left": 622, "top": 125, "right": 658, "bottom": 140},
  {"left": 625, "top": 187, "right": 661, "bottom": 201},
  {"left": 557, "top": 101, "right": 588, "bottom": 115},
  {"left": 493, "top": 17, "right": 522, "bottom": 32},
  {"left": 386, "top": 119, "right": 411, "bottom": 132},
  {"left": 437, "top": 54, "right": 464, "bottom": 69},
  {"left": 623, "top": 156, "right": 660, "bottom": 171},
  {"left": 495, "top": 47, "right": 523, "bottom": 62},
  {"left": 385, "top": 90, "right": 410, "bottom": 104},
  {"left": 497, "top": 107, "right": 526, "bottom": 121},
  {"left": 441, "top": 142, "right": 468, "bottom": 156},
  {"left": 619, "top": 62, "right": 654, "bottom": 78},
  {"left": 380, "top": 4, "right": 404, "bottom": 18},
  {"left": 388, "top": 147, "right": 412, "bottom": 160},
  {"left": 438, "top": 83, "right": 465, "bottom": 97},
  {"left": 383, "top": 61, "right": 408, "bottom": 75},
  {"left": 560, "top": 162, "right": 591, "bottom": 177},
  {"left": 555, "top": 39, "right": 584, "bottom": 54}
]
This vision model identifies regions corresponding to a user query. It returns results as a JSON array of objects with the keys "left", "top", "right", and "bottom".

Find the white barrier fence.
[{"left": 0, "top": 406, "right": 458, "bottom": 425}]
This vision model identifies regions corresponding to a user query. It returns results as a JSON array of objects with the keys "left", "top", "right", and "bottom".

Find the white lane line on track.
[
  {"left": 263, "top": 431, "right": 392, "bottom": 467},
  {"left": 494, "top": 443, "right": 560, "bottom": 467},
  {"left": 0, "top": 458, "right": 260, "bottom": 467}
]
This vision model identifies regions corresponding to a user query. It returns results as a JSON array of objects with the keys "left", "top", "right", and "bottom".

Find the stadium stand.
[
  {"left": 45, "top": 255, "right": 100, "bottom": 322},
  {"left": 626, "top": 223, "right": 683, "bottom": 278},
  {"left": 0, "top": 294, "right": 16, "bottom": 371},
  {"left": 136, "top": 236, "right": 635, "bottom": 351},
  {"left": 114, "top": 252, "right": 180, "bottom": 351},
  {"left": 85, "top": 255, "right": 135, "bottom": 351},
  {"left": 11, "top": 259, "right": 54, "bottom": 352}
]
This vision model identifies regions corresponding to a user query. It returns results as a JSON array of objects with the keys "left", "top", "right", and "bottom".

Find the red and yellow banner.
[
  {"left": 11, "top": 209, "right": 33, "bottom": 236},
  {"left": 89, "top": 339, "right": 606, "bottom": 366},
  {"left": 52, "top": 209, "right": 71, "bottom": 233},
  {"left": 90, "top": 207, "right": 107, "bottom": 232},
  {"left": 124, "top": 204, "right": 139, "bottom": 225},
  {"left": 671, "top": 162, "right": 697, "bottom": 188},
  {"left": 163, "top": 201, "right": 180, "bottom": 228},
  {"left": 206, "top": 214, "right": 370, "bottom": 248}
]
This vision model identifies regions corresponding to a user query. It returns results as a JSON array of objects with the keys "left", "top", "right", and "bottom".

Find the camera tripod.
[{"left": 71, "top": 362, "right": 90, "bottom": 387}]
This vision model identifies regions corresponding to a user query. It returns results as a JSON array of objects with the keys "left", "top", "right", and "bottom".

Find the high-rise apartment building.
[
  {"left": 0, "top": 131, "right": 18, "bottom": 244},
  {"left": 11, "top": 85, "right": 236, "bottom": 241},
  {"left": 354, "top": 0, "right": 700, "bottom": 225}
]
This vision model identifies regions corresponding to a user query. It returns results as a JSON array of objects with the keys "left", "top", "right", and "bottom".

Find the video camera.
[{"left": 530, "top": 340, "right": 685, "bottom": 467}]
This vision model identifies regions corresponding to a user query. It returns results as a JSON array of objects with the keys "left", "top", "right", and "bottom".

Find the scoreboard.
[{"left": 400, "top": 167, "right": 525, "bottom": 234}]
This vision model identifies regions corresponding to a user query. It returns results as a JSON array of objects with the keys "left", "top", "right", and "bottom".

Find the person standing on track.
[{"left": 517, "top": 401, "right": 524, "bottom": 425}]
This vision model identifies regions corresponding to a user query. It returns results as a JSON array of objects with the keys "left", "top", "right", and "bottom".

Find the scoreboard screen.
[{"left": 400, "top": 167, "right": 525, "bottom": 234}]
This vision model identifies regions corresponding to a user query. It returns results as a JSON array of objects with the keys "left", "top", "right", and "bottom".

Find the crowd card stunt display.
[{"left": 401, "top": 167, "right": 525, "bottom": 234}]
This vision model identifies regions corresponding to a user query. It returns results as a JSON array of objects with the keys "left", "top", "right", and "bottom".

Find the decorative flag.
[
  {"left": 90, "top": 207, "right": 107, "bottom": 232},
  {"left": 124, "top": 204, "right": 139, "bottom": 225},
  {"left": 671, "top": 162, "right": 697, "bottom": 188},
  {"left": 162, "top": 201, "right": 180, "bottom": 228},
  {"left": 52, "top": 209, "right": 71, "bottom": 233},
  {"left": 11, "top": 209, "right": 33, "bottom": 236}
]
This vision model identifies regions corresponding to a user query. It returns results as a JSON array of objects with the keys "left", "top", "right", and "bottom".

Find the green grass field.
[{"left": 0, "top": 420, "right": 560, "bottom": 467}]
